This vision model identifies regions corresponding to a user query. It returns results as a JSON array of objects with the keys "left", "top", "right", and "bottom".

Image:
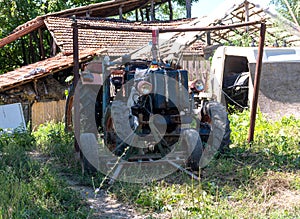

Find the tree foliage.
[{"left": 271, "top": 0, "right": 300, "bottom": 24}]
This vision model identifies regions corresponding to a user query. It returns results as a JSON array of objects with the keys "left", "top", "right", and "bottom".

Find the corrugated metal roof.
[{"left": 0, "top": 48, "right": 106, "bottom": 92}]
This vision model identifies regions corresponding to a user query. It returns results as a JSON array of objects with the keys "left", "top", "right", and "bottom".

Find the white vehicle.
[{"left": 210, "top": 46, "right": 300, "bottom": 119}]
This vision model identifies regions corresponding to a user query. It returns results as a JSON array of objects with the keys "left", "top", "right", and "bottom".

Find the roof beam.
[{"left": 0, "top": 18, "right": 45, "bottom": 48}]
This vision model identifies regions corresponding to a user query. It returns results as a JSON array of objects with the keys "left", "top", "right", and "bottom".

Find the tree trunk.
[
  {"left": 186, "top": 0, "right": 192, "bottom": 18},
  {"left": 168, "top": 0, "right": 173, "bottom": 20}
]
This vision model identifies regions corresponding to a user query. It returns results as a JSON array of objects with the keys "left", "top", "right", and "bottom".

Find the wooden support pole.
[
  {"left": 135, "top": 9, "right": 138, "bottom": 21},
  {"left": 206, "top": 31, "right": 211, "bottom": 45},
  {"left": 244, "top": 0, "right": 249, "bottom": 32},
  {"left": 145, "top": 7, "right": 150, "bottom": 21},
  {"left": 29, "top": 33, "right": 35, "bottom": 63},
  {"left": 186, "top": 0, "right": 192, "bottom": 18},
  {"left": 119, "top": 6, "right": 123, "bottom": 20},
  {"left": 248, "top": 22, "right": 266, "bottom": 143},
  {"left": 150, "top": 0, "right": 155, "bottom": 21},
  {"left": 38, "top": 28, "right": 45, "bottom": 60},
  {"left": 168, "top": 0, "right": 173, "bottom": 20},
  {"left": 139, "top": 8, "right": 144, "bottom": 21},
  {"left": 51, "top": 39, "right": 57, "bottom": 57}
]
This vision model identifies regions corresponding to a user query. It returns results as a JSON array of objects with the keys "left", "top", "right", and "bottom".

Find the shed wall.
[{"left": 32, "top": 100, "right": 66, "bottom": 129}]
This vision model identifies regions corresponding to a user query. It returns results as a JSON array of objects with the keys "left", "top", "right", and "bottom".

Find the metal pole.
[
  {"left": 248, "top": 22, "right": 266, "bottom": 143},
  {"left": 72, "top": 17, "right": 80, "bottom": 152},
  {"left": 152, "top": 28, "right": 159, "bottom": 61},
  {"left": 77, "top": 20, "right": 263, "bottom": 33}
]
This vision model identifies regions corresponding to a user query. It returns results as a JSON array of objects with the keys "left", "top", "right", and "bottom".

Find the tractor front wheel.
[{"left": 182, "top": 129, "right": 203, "bottom": 171}]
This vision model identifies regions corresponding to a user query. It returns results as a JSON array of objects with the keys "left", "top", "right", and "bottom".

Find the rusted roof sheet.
[
  {"left": 45, "top": 17, "right": 194, "bottom": 56},
  {"left": 0, "top": 48, "right": 106, "bottom": 92}
]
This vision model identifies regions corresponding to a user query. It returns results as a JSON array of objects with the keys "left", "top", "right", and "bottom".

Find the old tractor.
[{"left": 65, "top": 30, "right": 231, "bottom": 181}]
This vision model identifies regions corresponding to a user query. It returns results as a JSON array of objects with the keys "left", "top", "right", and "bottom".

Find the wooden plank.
[{"left": 32, "top": 100, "right": 66, "bottom": 129}]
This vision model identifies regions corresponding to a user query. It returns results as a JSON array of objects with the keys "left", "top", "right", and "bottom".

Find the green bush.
[{"left": 33, "top": 122, "right": 75, "bottom": 164}]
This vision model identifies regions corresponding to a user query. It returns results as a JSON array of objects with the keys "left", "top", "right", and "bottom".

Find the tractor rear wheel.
[{"left": 65, "top": 81, "right": 102, "bottom": 174}]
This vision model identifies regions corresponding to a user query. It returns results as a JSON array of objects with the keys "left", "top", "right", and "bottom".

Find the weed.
[
  {"left": 102, "top": 111, "right": 300, "bottom": 218},
  {"left": 0, "top": 126, "right": 91, "bottom": 218},
  {"left": 2, "top": 111, "right": 298, "bottom": 218},
  {"left": 33, "top": 122, "right": 77, "bottom": 168}
]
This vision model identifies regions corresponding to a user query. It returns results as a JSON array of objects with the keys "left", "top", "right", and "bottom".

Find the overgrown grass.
[
  {"left": 0, "top": 125, "right": 92, "bottom": 219},
  {"left": 105, "top": 111, "right": 300, "bottom": 218},
  {"left": 1, "top": 112, "right": 299, "bottom": 218},
  {"left": 33, "top": 122, "right": 76, "bottom": 165}
]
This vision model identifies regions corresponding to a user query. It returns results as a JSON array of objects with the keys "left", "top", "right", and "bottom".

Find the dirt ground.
[
  {"left": 64, "top": 175, "right": 172, "bottom": 219},
  {"left": 66, "top": 177, "right": 143, "bottom": 219}
]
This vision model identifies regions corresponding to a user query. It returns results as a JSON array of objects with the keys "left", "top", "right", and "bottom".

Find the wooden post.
[
  {"left": 248, "top": 22, "right": 266, "bottom": 143},
  {"left": 186, "top": 0, "right": 192, "bottom": 18},
  {"left": 29, "top": 33, "right": 35, "bottom": 63},
  {"left": 168, "top": 0, "right": 173, "bottom": 20},
  {"left": 135, "top": 9, "right": 139, "bottom": 21},
  {"left": 86, "top": 9, "right": 90, "bottom": 18},
  {"left": 245, "top": 1, "right": 249, "bottom": 32},
  {"left": 146, "top": 7, "right": 150, "bottom": 21},
  {"left": 150, "top": 0, "right": 155, "bottom": 21},
  {"left": 119, "top": 6, "right": 123, "bottom": 20},
  {"left": 139, "top": 8, "right": 144, "bottom": 21},
  {"left": 206, "top": 31, "right": 211, "bottom": 45},
  {"left": 51, "top": 39, "right": 57, "bottom": 57},
  {"left": 21, "top": 37, "right": 28, "bottom": 65},
  {"left": 38, "top": 28, "right": 45, "bottom": 60}
]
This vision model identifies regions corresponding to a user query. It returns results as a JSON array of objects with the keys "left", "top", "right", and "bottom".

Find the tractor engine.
[{"left": 126, "top": 63, "right": 191, "bottom": 136}]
